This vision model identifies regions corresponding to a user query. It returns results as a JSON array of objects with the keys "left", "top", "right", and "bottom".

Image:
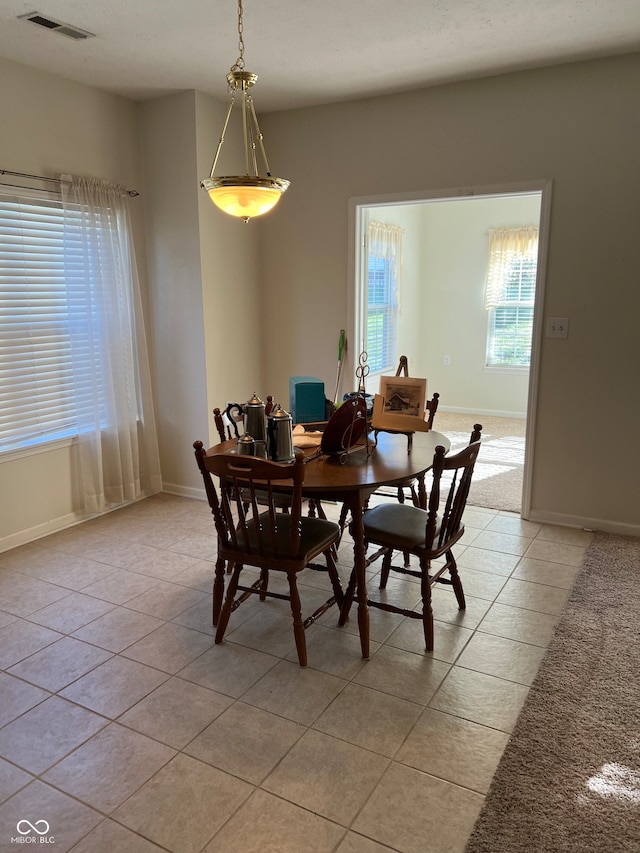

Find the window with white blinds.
[
  {"left": 0, "top": 190, "right": 99, "bottom": 453},
  {"left": 367, "top": 255, "right": 397, "bottom": 373},
  {"left": 486, "top": 254, "right": 536, "bottom": 367}
]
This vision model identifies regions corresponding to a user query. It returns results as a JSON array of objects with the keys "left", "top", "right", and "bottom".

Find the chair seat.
[
  {"left": 238, "top": 513, "right": 340, "bottom": 563},
  {"left": 363, "top": 503, "right": 432, "bottom": 550}
]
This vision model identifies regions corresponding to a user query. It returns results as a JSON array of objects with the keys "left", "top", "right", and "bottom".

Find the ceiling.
[{"left": 0, "top": 1, "right": 639, "bottom": 113}]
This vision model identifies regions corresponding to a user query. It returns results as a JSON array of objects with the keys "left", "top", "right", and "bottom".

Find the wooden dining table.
[{"left": 203, "top": 428, "right": 451, "bottom": 660}]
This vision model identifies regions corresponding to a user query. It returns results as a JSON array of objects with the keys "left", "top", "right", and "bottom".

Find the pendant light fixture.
[{"left": 200, "top": 0, "right": 289, "bottom": 222}]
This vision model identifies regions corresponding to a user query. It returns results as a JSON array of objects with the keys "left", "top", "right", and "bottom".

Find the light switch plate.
[{"left": 546, "top": 317, "right": 569, "bottom": 338}]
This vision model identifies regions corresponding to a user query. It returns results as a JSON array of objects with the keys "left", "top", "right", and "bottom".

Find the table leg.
[{"left": 339, "top": 493, "right": 370, "bottom": 659}]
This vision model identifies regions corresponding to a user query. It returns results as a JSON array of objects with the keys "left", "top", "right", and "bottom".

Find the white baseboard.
[
  {"left": 526, "top": 508, "right": 640, "bottom": 538},
  {"left": 1, "top": 510, "right": 87, "bottom": 553},
  {"left": 439, "top": 406, "right": 527, "bottom": 419},
  {"left": 161, "top": 482, "right": 207, "bottom": 501}
]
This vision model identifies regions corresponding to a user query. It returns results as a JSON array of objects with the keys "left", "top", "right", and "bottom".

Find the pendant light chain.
[{"left": 233, "top": 0, "right": 245, "bottom": 72}]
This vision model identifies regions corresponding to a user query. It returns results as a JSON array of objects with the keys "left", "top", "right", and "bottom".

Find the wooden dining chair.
[
  {"left": 193, "top": 443, "right": 344, "bottom": 667},
  {"left": 339, "top": 424, "right": 482, "bottom": 651}
]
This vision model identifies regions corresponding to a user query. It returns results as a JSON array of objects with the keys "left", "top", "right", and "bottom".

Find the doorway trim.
[{"left": 347, "top": 179, "right": 553, "bottom": 520}]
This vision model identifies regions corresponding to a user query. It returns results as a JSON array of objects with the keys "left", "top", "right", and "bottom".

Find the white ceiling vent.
[{"left": 18, "top": 12, "right": 95, "bottom": 40}]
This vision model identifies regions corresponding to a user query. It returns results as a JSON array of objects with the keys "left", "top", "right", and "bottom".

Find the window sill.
[
  {"left": 0, "top": 434, "right": 77, "bottom": 463},
  {"left": 484, "top": 365, "right": 530, "bottom": 376}
]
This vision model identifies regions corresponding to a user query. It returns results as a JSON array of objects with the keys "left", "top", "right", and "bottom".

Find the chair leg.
[
  {"left": 447, "top": 550, "right": 466, "bottom": 610},
  {"left": 212, "top": 556, "right": 227, "bottom": 626},
  {"left": 379, "top": 548, "right": 393, "bottom": 589},
  {"left": 259, "top": 567, "right": 269, "bottom": 601},
  {"left": 325, "top": 549, "right": 344, "bottom": 608},
  {"left": 420, "top": 559, "right": 434, "bottom": 652},
  {"left": 338, "top": 569, "right": 357, "bottom": 625},
  {"left": 215, "top": 563, "right": 242, "bottom": 644},
  {"left": 287, "top": 574, "right": 307, "bottom": 667}
]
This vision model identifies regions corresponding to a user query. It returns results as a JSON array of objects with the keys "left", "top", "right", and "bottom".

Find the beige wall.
[
  {"left": 259, "top": 54, "right": 640, "bottom": 534},
  {"left": 1, "top": 52, "right": 639, "bottom": 548},
  {"left": 0, "top": 57, "right": 148, "bottom": 549}
]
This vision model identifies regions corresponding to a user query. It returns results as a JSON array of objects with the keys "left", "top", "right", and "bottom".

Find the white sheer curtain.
[
  {"left": 369, "top": 219, "right": 404, "bottom": 313},
  {"left": 61, "top": 174, "right": 161, "bottom": 514},
  {"left": 484, "top": 225, "right": 538, "bottom": 309}
]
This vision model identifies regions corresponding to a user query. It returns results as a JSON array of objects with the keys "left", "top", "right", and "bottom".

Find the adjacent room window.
[
  {"left": 484, "top": 226, "right": 538, "bottom": 368},
  {"left": 366, "top": 220, "right": 403, "bottom": 373}
]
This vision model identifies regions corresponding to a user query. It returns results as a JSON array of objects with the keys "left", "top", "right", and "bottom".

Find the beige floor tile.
[
  {"left": 59, "top": 655, "right": 169, "bottom": 718},
  {"left": 0, "top": 673, "right": 48, "bottom": 727},
  {"left": 0, "top": 619, "right": 63, "bottom": 668},
  {"left": 70, "top": 819, "right": 168, "bottom": 852},
  {"left": 512, "top": 556, "right": 581, "bottom": 589},
  {"left": 456, "top": 631, "right": 547, "bottom": 686},
  {"left": 119, "top": 676, "right": 233, "bottom": 748},
  {"left": 459, "top": 508, "right": 495, "bottom": 529},
  {"left": 242, "top": 660, "right": 347, "bottom": 725},
  {"left": 353, "top": 645, "right": 450, "bottom": 705},
  {"left": 479, "top": 601, "right": 559, "bottom": 647},
  {"left": 178, "top": 642, "right": 280, "bottom": 698},
  {"left": 124, "top": 580, "right": 209, "bottom": 620},
  {"left": 535, "top": 525, "right": 594, "bottom": 547},
  {"left": 8, "top": 636, "right": 112, "bottom": 691},
  {"left": 172, "top": 559, "right": 216, "bottom": 592},
  {"left": 26, "top": 592, "right": 115, "bottom": 633},
  {"left": 206, "top": 789, "right": 346, "bottom": 853},
  {"left": 0, "top": 780, "right": 102, "bottom": 852},
  {"left": 80, "top": 569, "right": 162, "bottom": 604},
  {"left": 456, "top": 546, "right": 522, "bottom": 576},
  {"left": 496, "top": 577, "right": 571, "bottom": 615},
  {"left": 386, "top": 617, "right": 474, "bottom": 663},
  {"left": 184, "top": 701, "right": 303, "bottom": 783},
  {"left": 43, "top": 723, "right": 175, "bottom": 813},
  {"left": 468, "top": 529, "right": 531, "bottom": 556},
  {"left": 0, "top": 571, "right": 70, "bottom": 617},
  {"left": 263, "top": 728, "right": 389, "bottom": 825},
  {"left": 352, "top": 762, "right": 483, "bottom": 853},
  {"left": 452, "top": 566, "right": 509, "bottom": 600},
  {"left": 120, "top": 621, "right": 214, "bottom": 673},
  {"left": 336, "top": 832, "right": 394, "bottom": 853},
  {"left": 225, "top": 603, "right": 299, "bottom": 658},
  {"left": 396, "top": 707, "right": 509, "bottom": 794},
  {"left": 0, "top": 758, "right": 32, "bottom": 805},
  {"left": 0, "top": 695, "right": 107, "bottom": 774},
  {"left": 113, "top": 753, "right": 251, "bottom": 853},
  {"left": 167, "top": 532, "right": 217, "bottom": 560},
  {"left": 286, "top": 623, "right": 375, "bottom": 679},
  {"left": 524, "top": 538, "right": 587, "bottom": 566},
  {"left": 0, "top": 611, "right": 17, "bottom": 629},
  {"left": 71, "top": 606, "right": 164, "bottom": 652},
  {"left": 6, "top": 551, "right": 118, "bottom": 591},
  {"left": 126, "top": 546, "right": 203, "bottom": 579},
  {"left": 336, "top": 600, "right": 406, "bottom": 644},
  {"left": 313, "top": 682, "right": 422, "bottom": 757},
  {"left": 170, "top": 596, "right": 217, "bottom": 635},
  {"left": 429, "top": 666, "right": 529, "bottom": 732},
  {"left": 486, "top": 515, "right": 542, "bottom": 537}
]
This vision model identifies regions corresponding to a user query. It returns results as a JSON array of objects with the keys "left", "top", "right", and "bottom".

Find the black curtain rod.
[{"left": 0, "top": 169, "right": 139, "bottom": 197}]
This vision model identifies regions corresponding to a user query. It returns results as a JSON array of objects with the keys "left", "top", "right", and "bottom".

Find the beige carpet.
[
  {"left": 435, "top": 412, "right": 526, "bottom": 514},
  {"left": 464, "top": 532, "right": 640, "bottom": 852}
]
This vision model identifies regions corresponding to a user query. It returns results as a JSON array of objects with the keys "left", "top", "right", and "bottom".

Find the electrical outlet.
[
  {"left": 546, "top": 317, "right": 569, "bottom": 339},
  {"left": 443, "top": 355, "right": 451, "bottom": 366}
]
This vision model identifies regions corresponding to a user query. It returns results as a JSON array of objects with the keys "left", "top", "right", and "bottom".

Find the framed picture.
[{"left": 379, "top": 376, "right": 427, "bottom": 418}]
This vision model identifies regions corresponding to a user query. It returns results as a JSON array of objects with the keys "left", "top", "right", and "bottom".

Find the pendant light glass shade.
[
  {"left": 200, "top": 2, "right": 289, "bottom": 222},
  {"left": 202, "top": 176, "right": 289, "bottom": 219}
]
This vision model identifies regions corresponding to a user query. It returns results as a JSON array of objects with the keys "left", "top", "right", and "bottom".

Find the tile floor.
[{"left": 0, "top": 493, "right": 593, "bottom": 852}]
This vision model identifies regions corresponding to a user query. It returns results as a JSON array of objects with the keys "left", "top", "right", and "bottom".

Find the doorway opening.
[{"left": 348, "top": 182, "right": 552, "bottom": 518}]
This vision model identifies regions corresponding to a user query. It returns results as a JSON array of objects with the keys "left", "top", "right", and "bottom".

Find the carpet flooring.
[
  {"left": 464, "top": 532, "right": 640, "bottom": 852},
  {"left": 435, "top": 412, "right": 526, "bottom": 513}
]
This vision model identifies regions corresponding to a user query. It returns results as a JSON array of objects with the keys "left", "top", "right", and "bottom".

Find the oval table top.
[{"left": 206, "top": 429, "right": 451, "bottom": 496}]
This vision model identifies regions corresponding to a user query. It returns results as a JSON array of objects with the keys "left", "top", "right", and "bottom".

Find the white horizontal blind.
[
  {"left": 0, "top": 189, "right": 101, "bottom": 453},
  {"left": 487, "top": 255, "right": 536, "bottom": 366},
  {"left": 367, "top": 255, "right": 396, "bottom": 372}
]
